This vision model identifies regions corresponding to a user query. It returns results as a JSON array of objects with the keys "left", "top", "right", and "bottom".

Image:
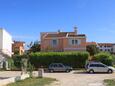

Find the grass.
[
  {"left": 104, "top": 79, "right": 115, "bottom": 86},
  {"left": 7, "top": 77, "right": 57, "bottom": 86}
]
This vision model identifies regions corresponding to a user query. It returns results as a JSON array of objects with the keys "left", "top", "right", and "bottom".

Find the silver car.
[
  {"left": 48, "top": 63, "right": 73, "bottom": 72},
  {"left": 85, "top": 62, "right": 115, "bottom": 73}
]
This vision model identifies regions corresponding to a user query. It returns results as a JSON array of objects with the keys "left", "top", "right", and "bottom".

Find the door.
[
  {"left": 57, "top": 64, "right": 65, "bottom": 71},
  {"left": 97, "top": 64, "right": 108, "bottom": 72}
]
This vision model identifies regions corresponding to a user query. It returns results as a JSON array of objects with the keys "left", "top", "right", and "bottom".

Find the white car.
[{"left": 85, "top": 62, "right": 115, "bottom": 73}]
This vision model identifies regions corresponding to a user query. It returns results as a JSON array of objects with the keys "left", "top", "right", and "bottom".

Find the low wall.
[{"left": 0, "top": 74, "right": 29, "bottom": 86}]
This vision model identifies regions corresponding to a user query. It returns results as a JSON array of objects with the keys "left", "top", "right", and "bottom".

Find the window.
[
  {"left": 69, "top": 39, "right": 79, "bottom": 45},
  {"left": 90, "top": 64, "right": 105, "bottom": 67},
  {"left": 90, "top": 64, "right": 97, "bottom": 67},
  {"left": 58, "top": 64, "right": 63, "bottom": 67},
  {"left": 72, "top": 40, "right": 74, "bottom": 45},
  {"left": 75, "top": 40, "right": 78, "bottom": 44},
  {"left": 52, "top": 64, "right": 57, "bottom": 67},
  {"left": 52, "top": 39, "right": 58, "bottom": 46},
  {"left": 97, "top": 64, "right": 105, "bottom": 67}
]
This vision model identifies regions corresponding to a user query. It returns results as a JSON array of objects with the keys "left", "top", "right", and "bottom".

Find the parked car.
[
  {"left": 48, "top": 63, "right": 73, "bottom": 72},
  {"left": 85, "top": 61, "right": 115, "bottom": 73}
]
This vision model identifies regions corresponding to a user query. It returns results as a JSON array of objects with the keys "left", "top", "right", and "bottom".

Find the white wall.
[
  {"left": 112, "top": 45, "right": 115, "bottom": 53},
  {"left": 0, "top": 29, "right": 12, "bottom": 57},
  {"left": 0, "top": 29, "right": 3, "bottom": 50}
]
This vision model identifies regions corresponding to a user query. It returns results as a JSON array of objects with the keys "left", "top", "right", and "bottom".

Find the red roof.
[
  {"left": 45, "top": 32, "right": 67, "bottom": 38},
  {"left": 98, "top": 43, "right": 114, "bottom": 47},
  {"left": 68, "top": 34, "right": 86, "bottom": 37},
  {"left": 45, "top": 32, "right": 85, "bottom": 38}
]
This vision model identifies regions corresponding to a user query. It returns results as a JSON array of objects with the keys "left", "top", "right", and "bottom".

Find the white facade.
[
  {"left": 112, "top": 44, "right": 115, "bottom": 53},
  {"left": 0, "top": 29, "right": 12, "bottom": 57},
  {"left": 98, "top": 46, "right": 112, "bottom": 52},
  {"left": 97, "top": 43, "right": 115, "bottom": 53}
]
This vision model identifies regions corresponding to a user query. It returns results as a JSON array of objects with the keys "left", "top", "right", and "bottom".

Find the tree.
[
  {"left": 14, "top": 49, "right": 20, "bottom": 55},
  {"left": 27, "top": 41, "right": 41, "bottom": 53},
  {"left": 86, "top": 45, "right": 100, "bottom": 56}
]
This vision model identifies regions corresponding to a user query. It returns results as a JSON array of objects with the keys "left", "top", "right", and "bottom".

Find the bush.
[
  {"left": 13, "top": 55, "right": 22, "bottom": 69},
  {"left": 7, "top": 58, "right": 15, "bottom": 70},
  {"left": 28, "top": 52, "right": 89, "bottom": 68},
  {"left": 94, "top": 52, "right": 113, "bottom": 66},
  {"left": 8, "top": 55, "right": 27, "bottom": 70},
  {"left": 112, "top": 55, "right": 115, "bottom": 66}
]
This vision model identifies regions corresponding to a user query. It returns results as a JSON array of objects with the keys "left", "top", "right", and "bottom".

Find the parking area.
[{"left": 0, "top": 71, "right": 115, "bottom": 86}]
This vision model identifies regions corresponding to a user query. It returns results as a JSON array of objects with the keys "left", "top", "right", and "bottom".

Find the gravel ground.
[
  {"left": 42, "top": 71, "right": 115, "bottom": 86},
  {"left": 0, "top": 71, "right": 115, "bottom": 86}
]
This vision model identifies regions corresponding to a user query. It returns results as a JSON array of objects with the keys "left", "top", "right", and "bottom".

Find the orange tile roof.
[
  {"left": 45, "top": 32, "right": 67, "bottom": 38},
  {"left": 68, "top": 34, "right": 86, "bottom": 37},
  {"left": 98, "top": 43, "right": 113, "bottom": 47},
  {"left": 45, "top": 32, "right": 85, "bottom": 38}
]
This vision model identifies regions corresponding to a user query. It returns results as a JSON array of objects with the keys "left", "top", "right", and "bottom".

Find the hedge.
[{"left": 28, "top": 52, "right": 89, "bottom": 68}]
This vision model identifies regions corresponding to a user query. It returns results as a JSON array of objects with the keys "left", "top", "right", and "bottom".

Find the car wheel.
[
  {"left": 89, "top": 69, "right": 94, "bottom": 74},
  {"left": 50, "top": 69, "right": 54, "bottom": 73},
  {"left": 108, "top": 69, "right": 113, "bottom": 74},
  {"left": 66, "top": 69, "right": 70, "bottom": 72}
]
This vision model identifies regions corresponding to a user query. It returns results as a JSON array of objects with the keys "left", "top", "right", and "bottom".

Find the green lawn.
[
  {"left": 104, "top": 79, "right": 115, "bottom": 86},
  {"left": 7, "top": 77, "right": 57, "bottom": 86}
]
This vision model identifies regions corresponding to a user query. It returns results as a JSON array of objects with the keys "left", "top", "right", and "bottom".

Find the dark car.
[{"left": 48, "top": 63, "right": 73, "bottom": 72}]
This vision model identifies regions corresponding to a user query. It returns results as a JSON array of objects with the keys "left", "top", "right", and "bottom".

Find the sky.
[{"left": 0, "top": 0, "right": 115, "bottom": 45}]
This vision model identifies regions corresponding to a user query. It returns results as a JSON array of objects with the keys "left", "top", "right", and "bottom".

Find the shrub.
[
  {"left": 7, "top": 58, "right": 15, "bottom": 70},
  {"left": 112, "top": 55, "right": 115, "bottom": 66},
  {"left": 12, "top": 55, "right": 22, "bottom": 69},
  {"left": 94, "top": 52, "right": 113, "bottom": 66}
]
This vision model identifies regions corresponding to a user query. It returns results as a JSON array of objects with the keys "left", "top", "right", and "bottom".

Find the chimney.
[{"left": 74, "top": 26, "right": 77, "bottom": 34}]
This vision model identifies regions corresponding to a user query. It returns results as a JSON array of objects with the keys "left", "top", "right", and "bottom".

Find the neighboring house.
[
  {"left": 41, "top": 27, "right": 86, "bottom": 52},
  {"left": 12, "top": 41, "right": 25, "bottom": 55},
  {"left": 0, "top": 28, "right": 13, "bottom": 69},
  {"left": 97, "top": 43, "right": 115, "bottom": 54}
]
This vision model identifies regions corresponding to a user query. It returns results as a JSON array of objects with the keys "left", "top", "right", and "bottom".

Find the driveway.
[
  {"left": 42, "top": 71, "right": 115, "bottom": 86},
  {"left": 0, "top": 71, "right": 21, "bottom": 79}
]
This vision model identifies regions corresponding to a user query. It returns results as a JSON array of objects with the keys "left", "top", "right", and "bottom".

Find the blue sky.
[{"left": 0, "top": 0, "right": 115, "bottom": 45}]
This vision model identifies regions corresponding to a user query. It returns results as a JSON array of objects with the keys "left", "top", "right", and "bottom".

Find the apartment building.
[
  {"left": 12, "top": 41, "right": 25, "bottom": 55},
  {"left": 97, "top": 43, "right": 115, "bottom": 54},
  {"left": 0, "top": 28, "right": 13, "bottom": 69},
  {"left": 0, "top": 29, "right": 12, "bottom": 56},
  {"left": 41, "top": 27, "right": 86, "bottom": 52}
]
